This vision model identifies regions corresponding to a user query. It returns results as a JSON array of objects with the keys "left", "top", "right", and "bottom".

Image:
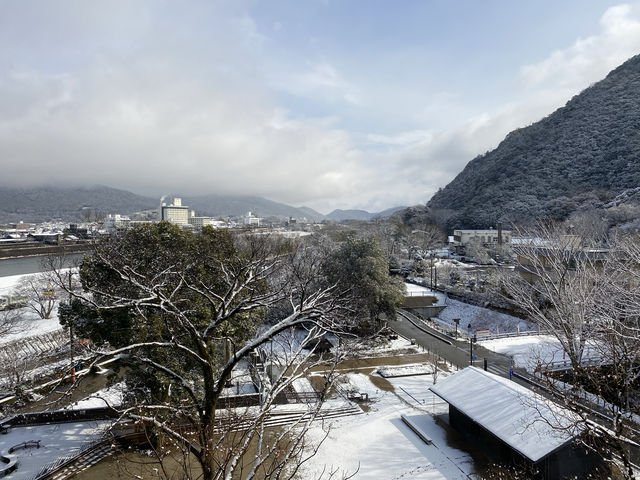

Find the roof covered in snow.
[{"left": 430, "top": 367, "right": 579, "bottom": 462}]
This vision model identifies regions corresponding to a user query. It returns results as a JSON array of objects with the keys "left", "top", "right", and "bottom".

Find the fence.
[
  {"left": 546, "top": 356, "right": 607, "bottom": 371},
  {"left": 29, "top": 436, "right": 109, "bottom": 480},
  {"left": 1, "top": 407, "right": 119, "bottom": 431},
  {"left": 481, "top": 329, "right": 550, "bottom": 341},
  {"left": 0, "top": 330, "right": 68, "bottom": 363}
]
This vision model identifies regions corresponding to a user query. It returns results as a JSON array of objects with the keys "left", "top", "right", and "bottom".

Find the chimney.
[{"left": 497, "top": 223, "right": 503, "bottom": 245}]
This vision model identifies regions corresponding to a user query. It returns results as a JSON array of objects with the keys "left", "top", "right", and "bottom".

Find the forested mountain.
[
  {"left": 326, "top": 206, "right": 406, "bottom": 222},
  {"left": 426, "top": 53, "right": 640, "bottom": 231},
  {"left": 0, "top": 185, "right": 158, "bottom": 223},
  {"left": 326, "top": 209, "right": 372, "bottom": 221}
]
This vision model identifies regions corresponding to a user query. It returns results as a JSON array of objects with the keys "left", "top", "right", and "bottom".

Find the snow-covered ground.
[
  {"left": 301, "top": 368, "right": 476, "bottom": 479},
  {"left": 480, "top": 335, "right": 600, "bottom": 372},
  {"left": 0, "top": 274, "right": 24, "bottom": 293},
  {"left": 376, "top": 363, "right": 434, "bottom": 377},
  {"left": 0, "top": 420, "right": 112, "bottom": 480},
  {"left": 349, "top": 336, "right": 420, "bottom": 357},
  {"left": 405, "top": 282, "right": 446, "bottom": 304},
  {"left": 68, "top": 382, "right": 125, "bottom": 410},
  {"left": 222, "top": 359, "right": 257, "bottom": 396},
  {"left": 435, "top": 297, "right": 533, "bottom": 334},
  {"left": 0, "top": 272, "right": 64, "bottom": 345}
]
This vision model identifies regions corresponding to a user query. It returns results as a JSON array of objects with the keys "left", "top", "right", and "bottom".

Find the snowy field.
[
  {"left": 349, "top": 336, "right": 420, "bottom": 357},
  {"left": 301, "top": 369, "right": 476, "bottom": 479},
  {"left": 68, "top": 382, "right": 125, "bottom": 410},
  {"left": 480, "top": 335, "right": 601, "bottom": 372},
  {"left": 376, "top": 363, "right": 434, "bottom": 377},
  {"left": 0, "top": 420, "right": 112, "bottom": 480},
  {"left": 436, "top": 297, "right": 533, "bottom": 334},
  {"left": 405, "top": 282, "right": 534, "bottom": 334},
  {"left": 0, "top": 272, "right": 64, "bottom": 345}
]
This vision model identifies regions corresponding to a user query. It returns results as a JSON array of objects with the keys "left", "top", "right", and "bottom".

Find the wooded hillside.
[{"left": 426, "top": 53, "right": 640, "bottom": 231}]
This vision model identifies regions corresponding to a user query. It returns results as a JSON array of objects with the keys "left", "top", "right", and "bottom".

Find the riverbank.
[{"left": 0, "top": 242, "right": 92, "bottom": 260}]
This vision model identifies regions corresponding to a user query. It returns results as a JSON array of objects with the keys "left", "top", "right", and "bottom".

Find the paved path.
[{"left": 391, "top": 310, "right": 529, "bottom": 389}]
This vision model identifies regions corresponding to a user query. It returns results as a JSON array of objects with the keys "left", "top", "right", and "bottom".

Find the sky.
[{"left": 1, "top": 1, "right": 640, "bottom": 214}]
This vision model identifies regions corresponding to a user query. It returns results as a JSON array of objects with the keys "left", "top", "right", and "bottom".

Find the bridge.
[{"left": 402, "top": 292, "right": 445, "bottom": 318}]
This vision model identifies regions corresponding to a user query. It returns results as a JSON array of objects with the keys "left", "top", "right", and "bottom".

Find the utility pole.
[
  {"left": 69, "top": 272, "right": 73, "bottom": 365},
  {"left": 468, "top": 323, "right": 473, "bottom": 365},
  {"left": 68, "top": 271, "right": 75, "bottom": 383}
]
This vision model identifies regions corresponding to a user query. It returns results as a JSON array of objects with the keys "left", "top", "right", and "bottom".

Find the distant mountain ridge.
[
  {"left": 0, "top": 185, "right": 158, "bottom": 223},
  {"left": 425, "top": 53, "right": 640, "bottom": 231},
  {"left": 182, "top": 194, "right": 325, "bottom": 222},
  {"left": 0, "top": 185, "right": 326, "bottom": 224},
  {"left": 0, "top": 184, "right": 406, "bottom": 225},
  {"left": 326, "top": 206, "right": 406, "bottom": 222}
]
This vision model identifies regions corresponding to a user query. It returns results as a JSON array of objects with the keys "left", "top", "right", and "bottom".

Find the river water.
[{"left": 0, "top": 253, "right": 85, "bottom": 277}]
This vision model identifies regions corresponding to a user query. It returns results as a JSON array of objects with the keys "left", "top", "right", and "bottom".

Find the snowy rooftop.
[{"left": 430, "top": 367, "right": 578, "bottom": 462}]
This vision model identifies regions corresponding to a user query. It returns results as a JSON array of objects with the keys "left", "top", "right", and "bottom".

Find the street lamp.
[{"left": 468, "top": 323, "right": 474, "bottom": 365}]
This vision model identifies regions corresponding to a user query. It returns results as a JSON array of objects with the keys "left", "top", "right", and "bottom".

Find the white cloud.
[
  {"left": 520, "top": 4, "right": 640, "bottom": 97},
  {"left": 353, "top": 2, "right": 640, "bottom": 211},
  {"left": 270, "top": 61, "right": 360, "bottom": 105},
  {"left": 1, "top": 2, "right": 640, "bottom": 215}
]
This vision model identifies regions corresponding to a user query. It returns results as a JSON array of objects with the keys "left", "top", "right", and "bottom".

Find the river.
[{"left": 0, "top": 253, "right": 85, "bottom": 277}]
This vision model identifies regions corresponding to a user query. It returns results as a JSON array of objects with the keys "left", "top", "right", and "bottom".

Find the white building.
[
  {"left": 188, "top": 216, "right": 214, "bottom": 228},
  {"left": 103, "top": 214, "right": 131, "bottom": 232},
  {"left": 161, "top": 198, "right": 191, "bottom": 226},
  {"left": 243, "top": 211, "right": 260, "bottom": 226},
  {"left": 452, "top": 228, "right": 511, "bottom": 252}
]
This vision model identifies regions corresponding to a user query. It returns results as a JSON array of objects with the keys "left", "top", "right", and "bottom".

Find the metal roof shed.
[{"left": 430, "top": 367, "right": 603, "bottom": 479}]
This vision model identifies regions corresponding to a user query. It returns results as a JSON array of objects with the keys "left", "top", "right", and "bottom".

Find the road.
[{"left": 391, "top": 309, "right": 536, "bottom": 390}]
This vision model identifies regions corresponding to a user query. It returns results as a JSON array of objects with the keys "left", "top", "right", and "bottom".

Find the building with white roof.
[{"left": 430, "top": 367, "right": 603, "bottom": 479}]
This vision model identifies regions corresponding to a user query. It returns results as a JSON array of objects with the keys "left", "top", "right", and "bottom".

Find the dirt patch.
[
  {"left": 310, "top": 352, "right": 432, "bottom": 374},
  {"left": 368, "top": 375, "right": 395, "bottom": 394}
]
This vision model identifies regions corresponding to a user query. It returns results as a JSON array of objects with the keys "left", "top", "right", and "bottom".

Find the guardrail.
[
  {"left": 546, "top": 357, "right": 607, "bottom": 371},
  {"left": 0, "top": 330, "right": 68, "bottom": 363},
  {"left": 481, "top": 329, "right": 550, "bottom": 341}
]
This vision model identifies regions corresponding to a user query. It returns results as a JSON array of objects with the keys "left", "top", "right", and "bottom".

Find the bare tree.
[
  {"left": 464, "top": 238, "right": 491, "bottom": 264},
  {"left": 0, "top": 307, "right": 24, "bottom": 337},
  {"left": 409, "top": 222, "right": 445, "bottom": 259},
  {"left": 500, "top": 223, "right": 640, "bottom": 478},
  {"left": 499, "top": 223, "right": 603, "bottom": 368},
  {"left": 51, "top": 223, "right": 353, "bottom": 480},
  {"left": 15, "top": 273, "right": 58, "bottom": 319}
]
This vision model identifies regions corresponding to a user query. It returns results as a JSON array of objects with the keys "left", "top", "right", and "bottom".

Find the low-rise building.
[
  {"left": 452, "top": 227, "right": 511, "bottom": 254},
  {"left": 103, "top": 214, "right": 131, "bottom": 232}
]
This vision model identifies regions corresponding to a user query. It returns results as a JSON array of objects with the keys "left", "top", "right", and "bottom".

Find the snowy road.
[{"left": 390, "top": 310, "right": 517, "bottom": 384}]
